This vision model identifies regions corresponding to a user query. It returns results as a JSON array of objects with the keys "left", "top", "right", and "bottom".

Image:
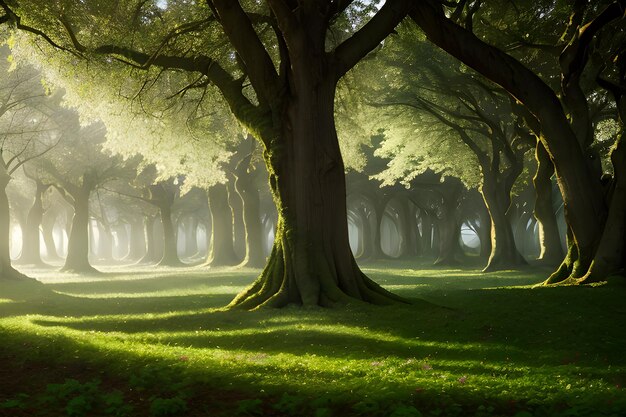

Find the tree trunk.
[
  {"left": 355, "top": 207, "right": 374, "bottom": 260},
  {"left": 481, "top": 174, "right": 527, "bottom": 271},
  {"left": 420, "top": 211, "right": 435, "bottom": 258},
  {"left": 579, "top": 130, "right": 626, "bottom": 282},
  {"left": 228, "top": 178, "right": 246, "bottom": 261},
  {"left": 158, "top": 204, "right": 181, "bottom": 266},
  {"left": 16, "top": 182, "right": 47, "bottom": 266},
  {"left": 235, "top": 169, "right": 265, "bottom": 268},
  {"left": 0, "top": 174, "right": 29, "bottom": 280},
  {"left": 206, "top": 183, "right": 239, "bottom": 267},
  {"left": 533, "top": 142, "right": 565, "bottom": 265},
  {"left": 138, "top": 215, "right": 158, "bottom": 264},
  {"left": 433, "top": 217, "right": 461, "bottom": 266},
  {"left": 62, "top": 190, "right": 96, "bottom": 273},
  {"left": 434, "top": 195, "right": 462, "bottom": 266},
  {"left": 476, "top": 201, "right": 492, "bottom": 259},
  {"left": 42, "top": 210, "right": 61, "bottom": 261},
  {"left": 399, "top": 199, "right": 419, "bottom": 259},
  {"left": 230, "top": 74, "right": 405, "bottom": 309}
]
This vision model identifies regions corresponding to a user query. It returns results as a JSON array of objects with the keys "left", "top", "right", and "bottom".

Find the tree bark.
[
  {"left": 533, "top": 142, "right": 565, "bottom": 265},
  {"left": 230, "top": 73, "right": 405, "bottom": 309},
  {"left": 206, "top": 183, "right": 239, "bottom": 267}
]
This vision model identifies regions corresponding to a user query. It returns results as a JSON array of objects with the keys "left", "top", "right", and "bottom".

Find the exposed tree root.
[{"left": 229, "top": 241, "right": 411, "bottom": 310}]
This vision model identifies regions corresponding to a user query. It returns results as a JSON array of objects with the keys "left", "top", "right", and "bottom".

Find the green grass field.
[{"left": 1, "top": 262, "right": 625, "bottom": 417}]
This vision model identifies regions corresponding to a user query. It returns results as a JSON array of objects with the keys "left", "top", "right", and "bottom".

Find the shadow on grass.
[{"left": 1, "top": 263, "right": 626, "bottom": 416}]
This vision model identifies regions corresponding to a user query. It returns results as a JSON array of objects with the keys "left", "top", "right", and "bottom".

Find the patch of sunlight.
[
  {"left": 24, "top": 314, "right": 521, "bottom": 358},
  {"left": 0, "top": 298, "right": 14, "bottom": 303},
  {"left": 52, "top": 285, "right": 246, "bottom": 298},
  {"left": 384, "top": 284, "right": 428, "bottom": 290}
]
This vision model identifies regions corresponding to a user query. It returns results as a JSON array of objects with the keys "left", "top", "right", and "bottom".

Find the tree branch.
[
  {"left": 0, "top": 0, "right": 81, "bottom": 57},
  {"left": 208, "top": 0, "right": 280, "bottom": 106},
  {"left": 333, "top": 0, "right": 411, "bottom": 80}
]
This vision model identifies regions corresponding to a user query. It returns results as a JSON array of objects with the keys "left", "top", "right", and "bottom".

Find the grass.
[{"left": 0, "top": 261, "right": 625, "bottom": 417}]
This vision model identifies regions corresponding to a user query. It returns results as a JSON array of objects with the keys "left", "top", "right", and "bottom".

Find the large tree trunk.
[
  {"left": 62, "top": 190, "right": 96, "bottom": 273},
  {"left": 579, "top": 122, "right": 626, "bottom": 281},
  {"left": 16, "top": 182, "right": 47, "bottom": 266},
  {"left": 206, "top": 183, "right": 239, "bottom": 267},
  {"left": 230, "top": 74, "right": 405, "bottom": 309},
  {"left": 481, "top": 175, "right": 527, "bottom": 271},
  {"left": 533, "top": 143, "right": 565, "bottom": 265},
  {"left": 235, "top": 167, "right": 265, "bottom": 268}
]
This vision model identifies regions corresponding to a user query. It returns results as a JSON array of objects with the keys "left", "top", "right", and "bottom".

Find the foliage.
[
  {"left": 343, "top": 24, "right": 484, "bottom": 188},
  {"left": 8, "top": 27, "right": 235, "bottom": 191},
  {"left": 41, "top": 379, "right": 133, "bottom": 417},
  {"left": 149, "top": 396, "right": 188, "bottom": 417}
]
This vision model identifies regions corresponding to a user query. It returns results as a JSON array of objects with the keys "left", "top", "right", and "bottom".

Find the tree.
[
  {"left": 35, "top": 107, "right": 134, "bottom": 273},
  {"left": 347, "top": 32, "right": 522, "bottom": 268},
  {"left": 2, "top": 0, "right": 415, "bottom": 307},
  {"left": 408, "top": 0, "right": 625, "bottom": 283},
  {"left": 0, "top": 48, "right": 58, "bottom": 280},
  {"left": 16, "top": 167, "right": 52, "bottom": 266}
]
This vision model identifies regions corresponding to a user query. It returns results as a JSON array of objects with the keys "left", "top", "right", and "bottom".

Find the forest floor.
[{"left": 0, "top": 261, "right": 625, "bottom": 417}]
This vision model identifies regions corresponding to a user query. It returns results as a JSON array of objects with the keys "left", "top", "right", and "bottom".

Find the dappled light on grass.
[{"left": 1, "top": 263, "right": 625, "bottom": 416}]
